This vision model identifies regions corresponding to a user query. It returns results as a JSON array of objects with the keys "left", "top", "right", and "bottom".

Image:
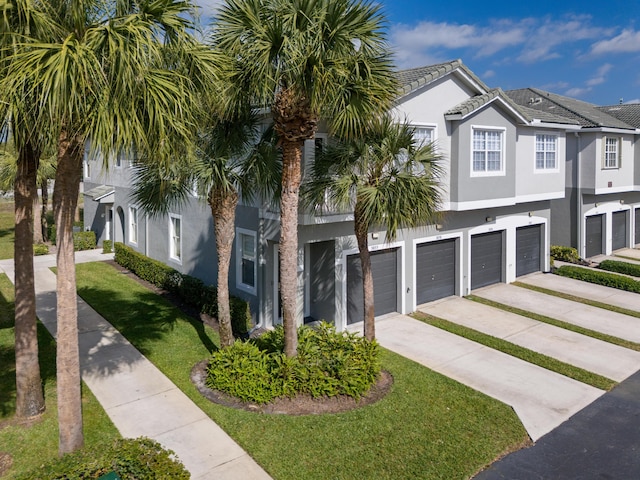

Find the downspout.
[
  {"left": 575, "top": 132, "right": 582, "bottom": 257},
  {"left": 145, "top": 215, "right": 149, "bottom": 256}
]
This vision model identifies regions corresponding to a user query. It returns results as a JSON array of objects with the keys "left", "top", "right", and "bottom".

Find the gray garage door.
[
  {"left": 612, "top": 211, "right": 627, "bottom": 251},
  {"left": 346, "top": 248, "right": 398, "bottom": 325},
  {"left": 516, "top": 225, "right": 542, "bottom": 277},
  {"left": 585, "top": 214, "right": 603, "bottom": 258},
  {"left": 471, "top": 231, "right": 503, "bottom": 290},
  {"left": 416, "top": 239, "right": 456, "bottom": 305},
  {"left": 635, "top": 209, "right": 640, "bottom": 245}
]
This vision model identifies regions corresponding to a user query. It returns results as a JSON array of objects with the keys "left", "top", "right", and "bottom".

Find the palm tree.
[
  {"left": 212, "top": 0, "right": 396, "bottom": 356},
  {"left": 2, "top": 0, "right": 218, "bottom": 453},
  {"left": 303, "top": 116, "right": 443, "bottom": 340},
  {"left": 0, "top": 0, "right": 58, "bottom": 421},
  {"left": 132, "top": 112, "right": 280, "bottom": 348}
]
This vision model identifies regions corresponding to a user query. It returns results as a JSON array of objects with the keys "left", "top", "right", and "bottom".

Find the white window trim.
[
  {"left": 168, "top": 213, "right": 182, "bottom": 264},
  {"left": 470, "top": 125, "right": 506, "bottom": 177},
  {"left": 236, "top": 228, "right": 257, "bottom": 295},
  {"left": 83, "top": 158, "right": 91, "bottom": 179},
  {"left": 534, "top": 132, "right": 559, "bottom": 173},
  {"left": 602, "top": 136, "right": 621, "bottom": 170},
  {"left": 128, "top": 205, "right": 139, "bottom": 245},
  {"left": 411, "top": 123, "right": 438, "bottom": 148}
]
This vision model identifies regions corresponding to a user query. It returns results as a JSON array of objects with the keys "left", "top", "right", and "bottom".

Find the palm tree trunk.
[
  {"left": 32, "top": 188, "right": 43, "bottom": 244},
  {"left": 14, "top": 141, "right": 45, "bottom": 418},
  {"left": 279, "top": 138, "right": 303, "bottom": 357},
  {"left": 354, "top": 206, "right": 375, "bottom": 341},
  {"left": 210, "top": 188, "right": 238, "bottom": 348},
  {"left": 54, "top": 130, "right": 84, "bottom": 455},
  {"left": 41, "top": 179, "right": 49, "bottom": 242}
]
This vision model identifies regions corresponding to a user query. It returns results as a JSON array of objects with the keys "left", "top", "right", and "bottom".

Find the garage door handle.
[{"left": 431, "top": 275, "right": 436, "bottom": 280}]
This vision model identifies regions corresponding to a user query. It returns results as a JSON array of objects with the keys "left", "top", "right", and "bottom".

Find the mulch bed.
[{"left": 105, "top": 260, "right": 394, "bottom": 415}]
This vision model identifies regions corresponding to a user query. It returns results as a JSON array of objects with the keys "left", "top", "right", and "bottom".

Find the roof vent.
[{"left": 528, "top": 97, "right": 543, "bottom": 105}]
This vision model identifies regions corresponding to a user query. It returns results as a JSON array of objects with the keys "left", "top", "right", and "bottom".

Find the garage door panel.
[
  {"left": 585, "top": 215, "right": 603, "bottom": 258},
  {"left": 516, "top": 225, "right": 542, "bottom": 277},
  {"left": 612, "top": 211, "right": 627, "bottom": 251},
  {"left": 471, "top": 231, "right": 502, "bottom": 290},
  {"left": 416, "top": 239, "right": 456, "bottom": 304},
  {"left": 346, "top": 248, "right": 398, "bottom": 324}
]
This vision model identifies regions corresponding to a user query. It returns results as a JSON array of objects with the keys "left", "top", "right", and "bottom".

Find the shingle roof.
[
  {"left": 596, "top": 104, "right": 640, "bottom": 128},
  {"left": 505, "top": 88, "right": 634, "bottom": 130},
  {"left": 444, "top": 88, "right": 531, "bottom": 123},
  {"left": 396, "top": 59, "right": 489, "bottom": 99}
]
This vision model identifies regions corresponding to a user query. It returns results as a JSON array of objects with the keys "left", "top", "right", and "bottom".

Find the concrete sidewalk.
[
  {"left": 420, "top": 294, "right": 640, "bottom": 382},
  {"left": 374, "top": 314, "right": 604, "bottom": 441},
  {"left": 0, "top": 250, "right": 271, "bottom": 480}
]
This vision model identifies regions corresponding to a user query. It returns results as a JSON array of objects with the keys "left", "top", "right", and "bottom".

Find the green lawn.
[
  {"left": 74, "top": 261, "right": 530, "bottom": 480},
  {"left": 0, "top": 202, "right": 15, "bottom": 260},
  {"left": 0, "top": 274, "right": 120, "bottom": 479}
]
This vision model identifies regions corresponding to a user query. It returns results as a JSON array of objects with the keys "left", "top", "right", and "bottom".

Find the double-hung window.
[
  {"left": 413, "top": 126, "right": 434, "bottom": 147},
  {"left": 169, "top": 214, "right": 182, "bottom": 262},
  {"left": 129, "top": 207, "right": 138, "bottom": 244},
  {"left": 535, "top": 134, "right": 557, "bottom": 171},
  {"left": 236, "top": 229, "right": 257, "bottom": 294},
  {"left": 472, "top": 127, "right": 504, "bottom": 175},
  {"left": 604, "top": 137, "right": 621, "bottom": 169}
]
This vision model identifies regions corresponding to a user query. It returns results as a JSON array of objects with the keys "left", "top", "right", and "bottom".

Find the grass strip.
[
  {"left": 514, "top": 280, "right": 640, "bottom": 321},
  {"left": 412, "top": 311, "right": 616, "bottom": 391},
  {"left": 469, "top": 293, "right": 640, "bottom": 353},
  {"left": 0, "top": 274, "right": 119, "bottom": 479},
  {"left": 74, "top": 261, "right": 530, "bottom": 480}
]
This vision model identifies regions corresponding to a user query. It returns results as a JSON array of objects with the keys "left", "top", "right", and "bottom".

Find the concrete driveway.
[{"left": 374, "top": 272, "right": 640, "bottom": 442}]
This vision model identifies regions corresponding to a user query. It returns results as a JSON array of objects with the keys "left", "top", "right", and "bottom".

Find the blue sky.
[{"left": 194, "top": 0, "right": 640, "bottom": 105}]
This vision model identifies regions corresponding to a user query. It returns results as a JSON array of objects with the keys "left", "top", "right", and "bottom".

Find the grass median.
[{"left": 74, "top": 261, "right": 530, "bottom": 479}]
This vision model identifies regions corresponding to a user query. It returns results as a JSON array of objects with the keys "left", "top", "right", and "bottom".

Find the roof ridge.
[{"left": 526, "top": 87, "right": 600, "bottom": 127}]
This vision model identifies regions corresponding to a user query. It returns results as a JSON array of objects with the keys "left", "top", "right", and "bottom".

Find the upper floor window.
[
  {"left": 128, "top": 206, "right": 138, "bottom": 244},
  {"left": 472, "top": 127, "right": 504, "bottom": 175},
  {"left": 169, "top": 214, "right": 182, "bottom": 262},
  {"left": 413, "top": 127, "right": 434, "bottom": 147},
  {"left": 604, "top": 136, "right": 621, "bottom": 169},
  {"left": 535, "top": 134, "right": 557, "bottom": 171},
  {"left": 236, "top": 229, "right": 257, "bottom": 294},
  {"left": 83, "top": 158, "right": 91, "bottom": 179}
]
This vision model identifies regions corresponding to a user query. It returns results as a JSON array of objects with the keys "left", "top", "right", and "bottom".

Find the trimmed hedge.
[
  {"left": 114, "top": 242, "right": 251, "bottom": 336},
  {"left": 551, "top": 245, "right": 582, "bottom": 264},
  {"left": 103, "top": 239, "right": 113, "bottom": 254},
  {"left": 206, "top": 323, "right": 381, "bottom": 403},
  {"left": 74, "top": 230, "right": 97, "bottom": 251},
  {"left": 556, "top": 265, "right": 640, "bottom": 293},
  {"left": 598, "top": 259, "right": 640, "bottom": 278},
  {"left": 33, "top": 243, "right": 49, "bottom": 256},
  {"left": 16, "top": 437, "right": 189, "bottom": 480}
]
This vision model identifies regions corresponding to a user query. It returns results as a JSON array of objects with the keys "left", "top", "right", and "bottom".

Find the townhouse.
[
  {"left": 506, "top": 90, "right": 640, "bottom": 258},
  {"left": 83, "top": 59, "right": 626, "bottom": 332}
]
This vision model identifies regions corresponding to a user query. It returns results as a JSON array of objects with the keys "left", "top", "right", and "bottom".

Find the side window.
[
  {"left": 169, "top": 214, "right": 182, "bottom": 262},
  {"left": 236, "top": 229, "right": 257, "bottom": 294},
  {"left": 128, "top": 207, "right": 138, "bottom": 244},
  {"left": 535, "top": 134, "right": 558, "bottom": 171}
]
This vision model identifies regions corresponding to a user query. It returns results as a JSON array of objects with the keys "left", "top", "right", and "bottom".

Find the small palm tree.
[
  {"left": 2, "top": 0, "right": 218, "bottom": 454},
  {"left": 303, "top": 115, "right": 443, "bottom": 340},
  {"left": 132, "top": 112, "right": 280, "bottom": 348},
  {"left": 212, "top": 0, "right": 396, "bottom": 356}
]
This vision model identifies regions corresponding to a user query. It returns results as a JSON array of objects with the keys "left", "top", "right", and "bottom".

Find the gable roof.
[
  {"left": 396, "top": 59, "right": 489, "bottom": 100},
  {"left": 444, "top": 88, "right": 530, "bottom": 123},
  {"left": 597, "top": 104, "right": 640, "bottom": 128},
  {"left": 505, "top": 88, "right": 634, "bottom": 130}
]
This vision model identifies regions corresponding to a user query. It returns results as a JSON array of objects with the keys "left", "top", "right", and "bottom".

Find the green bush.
[
  {"left": 598, "top": 259, "right": 640, "bottom": 278},
  {"left": 556, "top": 265, "right": 640, "bottom": 293},
  {"left": 551, "top": 245, "right": 581, "bottom": 264},
  {"left": 206, "top": 323, "right": 381, "bottom": 403},
  {"left": 74, "top": 230, "right": 97, "bottom": 251},
  {"left": 103, "top": 239, "right": 113, "bottom": 254},
  {"left": 114, "top": 242, "right": 251, "bottom": 336},
  {"left": 49, "top": 224, "right": 56, "bottom": 245},
  {"left": 16, "top": 437, "right": 189, "bottom": 480},
  {"left": 33, "top": 243, "right": 49, "bottom": 256}
]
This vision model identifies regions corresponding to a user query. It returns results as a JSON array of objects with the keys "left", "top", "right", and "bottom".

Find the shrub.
[
  {"left": 556, "top": 265, "right": 640, "bottom": 293},
  {"left": 16, "top": 437, "right": 189, "bottom": 480},
  {"left": 33, "top": 243, "right": 49, "bottom": 256},
  {"left": 114, "top": 242, "right": 251, "bottom": 336},
  {"left": 48, "top": 224, "right": 56, "bottom": 245},
  {"left": 206, "top": 323, "right": 381, "bottom": 403},
  {"left": 74, "top": 230, "right": 97, "bottom": 251},
  {"left": 598, "top": 259, "right": 640, "bottom": 278},
  {"left": 550, "top": 245, "right": 581, "bottom": 264},
  {"left": 103, "top": 239, "right": 113, "bottom": 254}
]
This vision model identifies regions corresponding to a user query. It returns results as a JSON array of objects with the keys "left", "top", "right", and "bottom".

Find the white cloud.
[
  {"left": 591, "top": 29, "right": 640, "bottom": 54},
  {"left": 564, "top": 87, "right": 592, "bottom": 97},
  {"left": 193, "top": 0, "right": 224, "bottom": 21},
  {"left": 483, "top": 69, "right": 496, "bottom": 79},
  {"left": 585, "top": 63, "right": 613, "bottom": 86},
  {"left": 624, "top": 99, "right": 640, "bottom": 104}
]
